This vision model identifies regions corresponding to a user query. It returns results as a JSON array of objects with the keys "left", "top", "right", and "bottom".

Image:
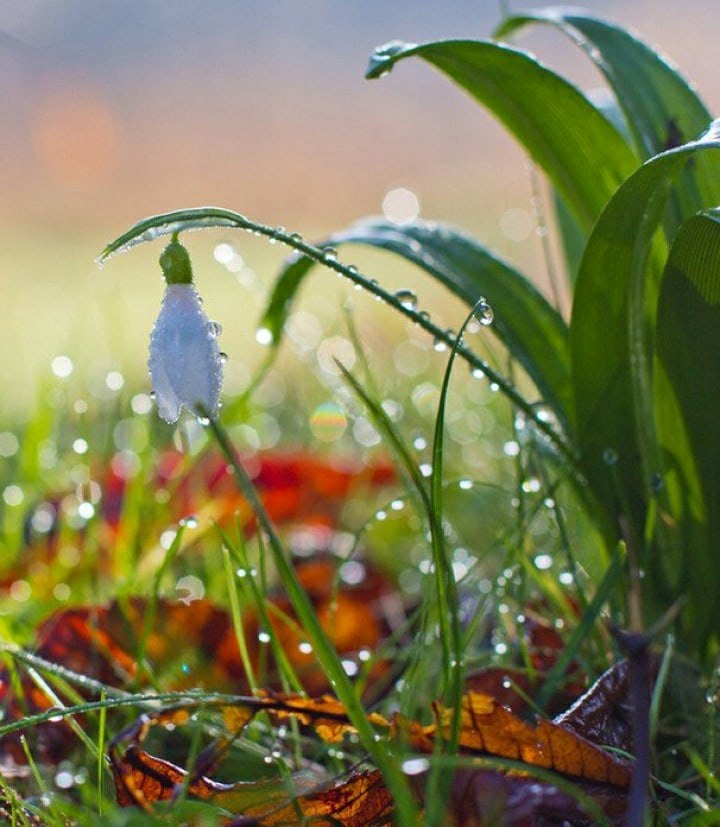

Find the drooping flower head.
[{"left": 148, "top": 236, "right": 223, "bottom": 423}]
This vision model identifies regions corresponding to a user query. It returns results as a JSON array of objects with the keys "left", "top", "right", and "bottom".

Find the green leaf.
[
  {"left": 570, "top": 129, "right": 720, "bottom": 541},
  {"left": 655, "top": 209, "right": 720, "bottom": 651},
  {"left": 497, "top": 9, "right": 720, "bottom": 224},
  {"left": 366, "top": 39, "right": 638, "bottom": 230},
  {"left": 552, "top": 191, "right": 586, "bottom": 289},
  {"left": 262, "top": 219, "right": 573, "bottom": 430}
]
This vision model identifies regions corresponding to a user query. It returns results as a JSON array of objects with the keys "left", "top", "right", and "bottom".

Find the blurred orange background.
[{"left": 2, "top": 0, "right": 719, "bottom": 417}]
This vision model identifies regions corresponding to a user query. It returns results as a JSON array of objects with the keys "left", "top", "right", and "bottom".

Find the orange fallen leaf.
[
  {"left": 0, "top": 553, "right": 403, "bottom": 765},
  {"left": 243, "top": 769, "right": 393, "bottom": 827},
  {"left": 108, "top": 685, "right": 633, "bottom": 823},
  {"left": 428, "top": 692, "right": 632, "bottom": 788}
]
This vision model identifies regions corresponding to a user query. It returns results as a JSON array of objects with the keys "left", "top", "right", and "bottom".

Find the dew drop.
[
  {"left": 474, "top": 299, "right": 494, "bottom": 326},
  {"left": 322, "top": 247, "right": 339, "bottom": 262},
  {"left": 219, "top": 352, "right": 229, "bottom": 364},
  {"left": 394, "top": 289, "right": 418, "bottom": 309},
  {"left": 256, "top": 327, "right": 274, "bottom": 346},
  {"left": 603, "top": 448, "right": 619, "bottom": 466},
  {"left": 207, "top": 320, "right": 223, "bottom": 337},
  {"left": 179, "top": 515, "right": 198, "bottom": 528},
  {"left": 402, "top": 757, "right": 429, "bottom": 776}
]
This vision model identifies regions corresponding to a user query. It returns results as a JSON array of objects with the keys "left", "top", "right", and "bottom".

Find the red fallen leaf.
[
  {"left": 554, "top": 660, "right": 635, "bottom": 754},
  {"left": 0, "top": 554, "right": 403, "bottom": 765},
  {"left": 7, "top": 450, "right": 395, "bottom": 591},
  {"left": 464, "top": 667, "right": 551, "bottom": 717},
  {"left": 463, "top": 664, "right": 583, "bottom": 720},
  {"left": 157, "top": 449, "right": 395, "bottom": 534},
  {"left": 521, "top": 609, "right": 586, "bottom": 698}
]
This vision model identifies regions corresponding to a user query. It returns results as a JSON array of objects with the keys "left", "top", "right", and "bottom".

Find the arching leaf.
[
  {"left": 497, "top": 9, "right": 720, "bottom": 227},
  {"left": 366, "top": 38, "right": 638, "bottom": 230},
  {"left": 570, "top": 129, "right": 720, "bottom": 541},
  {"left": 655, "top": 209, "right": 720, "bottom": 652},
  {"left": 262, "top": 219, "right": 573, "bottom": 430}
]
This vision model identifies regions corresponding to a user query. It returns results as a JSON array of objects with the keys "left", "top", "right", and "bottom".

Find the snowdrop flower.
[{"left": 148, "top": 237, "right": 223, "bottom": 423}]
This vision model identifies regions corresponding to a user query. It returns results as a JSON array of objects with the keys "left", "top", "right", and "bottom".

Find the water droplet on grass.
[
  {"left": 394, "top": 289, "right": 418, "bottom": 309},
  {"left": 402, "top": 757, "right": 429, "bottom": 776},
  {"left": 474, "top": 299, "right": 494, "bottom": 326},
  {"left": 256, "top": 327, "right": 273, "bottom": 346}
]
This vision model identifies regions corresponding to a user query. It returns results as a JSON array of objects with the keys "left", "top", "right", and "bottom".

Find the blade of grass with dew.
[
  {"left": 99, "top": 208, "right": 575, "bottom": 470},
  {"left": 336, "top": 362, "right": 453, "bottom": 690},
  {"left": 96, "top": 688, "right": 108, "bottom": 816},
  {"left": 222, "top": 546, "right": 258, "bottom": 693},
  {"left": 571, "top": 132, "right": 720, "bottom": 548},
  {"left": 262, "top": 219, "right": 573, "bottom": 434},
  {"left": 423, "top": 303, "right": 489, "bottom": 826},
  {"left": 365, "top": 39, "right": 638, "bottom": 230},
  {"left": 0, "top": 692, "right": 267, "bottom": 742},
  {"left": 221, "top": 527, "right": 304, "bottom": 695},
  {"left": 536, "top": 542, "right": 625, "bottom": 710},
  {"left": 203, "top": 413, "right": 420, "bottom": 824},
  {"left": 24, "top": 667, "right": 100, "bottom": 759}
]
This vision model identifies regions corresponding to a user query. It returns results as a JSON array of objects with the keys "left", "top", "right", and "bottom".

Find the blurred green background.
[{"left": 3, "top": 0, "right": 719, "bottom": 419}]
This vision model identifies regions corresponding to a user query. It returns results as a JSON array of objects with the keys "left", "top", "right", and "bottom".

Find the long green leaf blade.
[
  {"left": 497, "top": 10, "right": 712, "bottom": 156},
  {"left": 497, "top": 10, "right": 720, "bottom": 221},
  {"left": 366, "top": 39, "right": 638, "bottom": 229},
  {"left": 571, "top": 127, "right": 720, "bottom": 539},
  {"left": 655, "top": 209, "right": 720, "bottom": 652},
  {"left": 262, "top": 219, "right": 573, "bottom": 430}
]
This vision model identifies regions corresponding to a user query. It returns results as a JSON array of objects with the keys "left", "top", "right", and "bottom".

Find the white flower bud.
[{"left": 148, "top": 284, "right": 223, "bottom": 423}]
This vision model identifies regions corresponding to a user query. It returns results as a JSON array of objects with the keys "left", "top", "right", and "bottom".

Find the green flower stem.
[{"left": 204, "top": 412, "right": 420, "bottom": 824}]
